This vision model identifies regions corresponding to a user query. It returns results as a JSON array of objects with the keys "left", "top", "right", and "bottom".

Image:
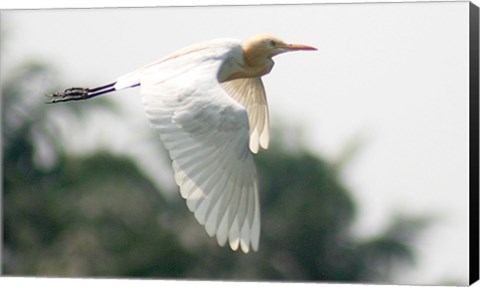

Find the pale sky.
[{"left": 1, "top": 1, "right": 472, "bottom": 285}]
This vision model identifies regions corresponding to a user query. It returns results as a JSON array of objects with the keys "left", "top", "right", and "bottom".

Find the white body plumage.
[{"left": 115, "top": 39, "right": 267, "bottom": 253}]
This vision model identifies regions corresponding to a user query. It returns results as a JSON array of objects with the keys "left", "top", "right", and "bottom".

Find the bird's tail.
[{"left": 48, "top": 82, "right": 139, "bottom": 103}]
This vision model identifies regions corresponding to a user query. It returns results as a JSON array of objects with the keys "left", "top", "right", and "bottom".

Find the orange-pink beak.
[{"left": 285, "top": 43, "right": 317, "bottom": 51}]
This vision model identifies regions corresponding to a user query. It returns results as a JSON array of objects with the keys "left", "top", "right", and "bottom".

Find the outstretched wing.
[
  {"left": 221, "top": 77, "right": 270, "bottom": 154},
  {"left": 138, "top": 44, "right": 261, "bottom": 253}
]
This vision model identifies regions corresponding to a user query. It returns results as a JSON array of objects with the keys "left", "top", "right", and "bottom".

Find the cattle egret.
[{"left": 50, "top": 34, "right": 316, "bottom": 253}]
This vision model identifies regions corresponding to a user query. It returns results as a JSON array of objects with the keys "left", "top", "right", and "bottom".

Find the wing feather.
[
  {"left": 139, "top": 47, "right": 261, "bottom": 252},
  {"left": 221, "top": 78, "right": 270, "bottom": 154}
]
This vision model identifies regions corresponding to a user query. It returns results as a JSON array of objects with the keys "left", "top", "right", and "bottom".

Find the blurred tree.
[
  {"left": 2, "top": 60, "right": 429, "bottom": 283},
  {"left": 2, "top": 61, "right": 194, "bottom": 277}
]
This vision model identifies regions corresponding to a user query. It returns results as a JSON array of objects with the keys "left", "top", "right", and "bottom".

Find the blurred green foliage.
[{"left": 2, "top": 60, "right": 429, "bottom": 283}]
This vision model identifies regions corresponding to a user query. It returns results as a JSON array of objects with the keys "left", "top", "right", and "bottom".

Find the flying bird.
[{"left": 50, "top": 34, "right": 316, "bottom": 253}]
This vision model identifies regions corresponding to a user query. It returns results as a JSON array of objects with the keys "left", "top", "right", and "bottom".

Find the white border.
[{"left": 0, "top": 0, "right": 466, "bottom": 10}]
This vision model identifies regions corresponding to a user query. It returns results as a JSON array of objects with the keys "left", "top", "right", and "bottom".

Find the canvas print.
[{"left": 1, "top": 2, "right": 477, "bottom": 285}]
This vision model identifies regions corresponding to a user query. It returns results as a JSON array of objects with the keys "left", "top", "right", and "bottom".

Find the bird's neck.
[
  {"left": 245, "top": 56, "right": 274, "bottom": 77},
  {"left": 222, "top": 56, "right": 273, "bottom": 82}
]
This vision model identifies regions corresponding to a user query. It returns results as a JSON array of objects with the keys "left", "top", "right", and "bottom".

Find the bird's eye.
[{"left": 269, "top": 40, "right": 277, "bottom": 47}]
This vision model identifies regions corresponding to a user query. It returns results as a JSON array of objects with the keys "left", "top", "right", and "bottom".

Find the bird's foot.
[{"left": 48, "top": 87, "right": 90, "bottom": 103}]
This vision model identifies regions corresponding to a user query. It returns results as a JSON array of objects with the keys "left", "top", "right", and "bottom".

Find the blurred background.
[{"left": 1, "top": 2, "right": 470, "bottom": 285}]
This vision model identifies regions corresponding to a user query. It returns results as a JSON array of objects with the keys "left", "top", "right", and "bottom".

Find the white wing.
[
  {"left": 221, "top": 77, "right": 270, "bottom": 154},
  {"left": 115, "top": 38, "right": 241, "bottom": 90},
  {"left": 138, "top": 43, "right": 261, "bottom": 253}
]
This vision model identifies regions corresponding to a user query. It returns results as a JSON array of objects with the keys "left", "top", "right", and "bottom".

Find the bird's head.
[
  {"left": 237, "top": 34, "right": 316, "bottom": 78},
  {"left": 242, "top": 34, "right": 317, "bottom": 59}
]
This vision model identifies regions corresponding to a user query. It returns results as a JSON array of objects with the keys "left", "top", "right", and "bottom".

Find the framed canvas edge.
[{"left": 470, "top": 1, "right": 480, "bottom": 285}]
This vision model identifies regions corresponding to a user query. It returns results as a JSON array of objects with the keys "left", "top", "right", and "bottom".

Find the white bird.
[{"left": 51, "top": 34, "right": 316, "bottom": 253}]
